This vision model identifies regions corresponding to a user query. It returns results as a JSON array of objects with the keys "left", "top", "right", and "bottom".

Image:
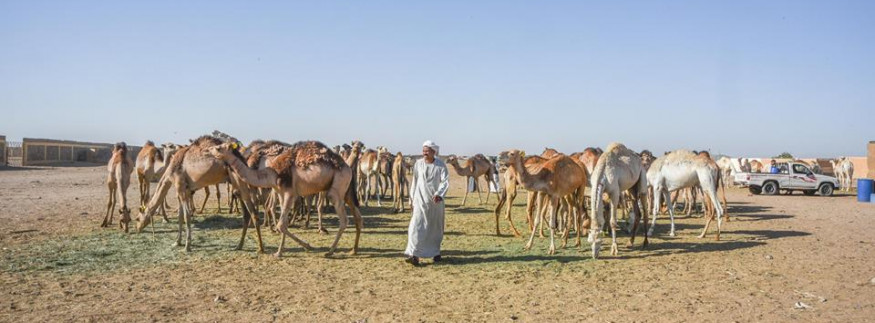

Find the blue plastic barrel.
[{"left": 858, "top": 179, "right": 874, "bottom": 202}]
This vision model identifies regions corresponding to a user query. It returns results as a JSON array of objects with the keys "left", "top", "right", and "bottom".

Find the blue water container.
[{"left": 857, "top": 179, "right": 874, "bottom": 202}]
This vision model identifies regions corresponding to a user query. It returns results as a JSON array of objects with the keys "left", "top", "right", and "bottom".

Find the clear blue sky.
[{"left": 2, "top": 1, "right": 873, "bottom": 157}]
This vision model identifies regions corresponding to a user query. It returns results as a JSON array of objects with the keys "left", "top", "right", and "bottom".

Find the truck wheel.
[
  {"left": 748, "top": 186, "right": 762, "bottom": 195},
  {"left": 803, "top": 190, "right": 816, "bottom": 196},
  {"left": 818, "top": 183, "right": 834, "bottom": 196},
  {"left": 762, "top": 181, "right": 779, "bottom": 195}
]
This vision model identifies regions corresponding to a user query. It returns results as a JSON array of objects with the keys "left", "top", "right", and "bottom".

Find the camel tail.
[{"left": 346, "top": 164, "right": 360, "bottom": 208}]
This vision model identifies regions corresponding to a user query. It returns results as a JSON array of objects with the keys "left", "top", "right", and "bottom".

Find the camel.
[
  {"left": 446, "top": 154, "right": 497, "bottom": 206},
  {"left": 504, "top": 150, "right": 586, "bottom": 255},
  {"left": 716, "top": 156, "right": 739, "bottom": 187},
  {"left": 101, "top": 142, "right": 134, "bottom": 232},
  {"left": 358, "top": 147, "right": 382, "bottom": 206},
  {"left": 587, "top": 143, "right": 649, "bottom": 259},
  {"left": 135, "top": 141, "right": 179, "bottom": 220},
  {"left": 377, "top": 148, "right": 394, "bottom": 198},
  {"left": 831, "top": 157, "right": 854, "bottom": 191},
  {"left": 570, "top": 148, "right": 601, "bottom": 177},
  {"left": 493, "top": 153, "right": 550, "bottom": 237},
  {"left": 136, "top": 135, "right": 264, "bottom": 253},
  {"left": 391, "top": 151, "right": 408, "bottom": 213},
  {"left": 647, "top": 150, "right": 725, "bottom": 240},
  {"left": 294, "top": 140, "right": 364, "bottom": 234},
  {"left": 208, "top": 140, "right": 363, "bottom": 257},
  {"left": 749, "top": 160, "right": 763, "bottom": 173}
]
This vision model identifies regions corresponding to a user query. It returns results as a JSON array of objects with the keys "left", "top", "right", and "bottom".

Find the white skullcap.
[{"left": 422, "top": 140, "right": 439, "bottom": 155}]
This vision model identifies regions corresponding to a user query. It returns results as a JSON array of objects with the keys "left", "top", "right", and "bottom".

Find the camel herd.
[{"left": 99, "top": 134, "right": 847, "bottom": 260}]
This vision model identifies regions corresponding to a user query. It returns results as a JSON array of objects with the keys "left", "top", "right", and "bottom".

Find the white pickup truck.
[{"left": 734, "top": 162, "right": 839, "bottom": 196}]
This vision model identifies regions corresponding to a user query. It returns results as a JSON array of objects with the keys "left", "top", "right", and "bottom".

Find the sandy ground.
[{"left": 1, "top": 165, "right": 875, "bottom": 322}]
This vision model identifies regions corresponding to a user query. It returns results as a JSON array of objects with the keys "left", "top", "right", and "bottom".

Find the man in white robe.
[{"left": 404, "top": 140, "right": 450, "bottom": 266}]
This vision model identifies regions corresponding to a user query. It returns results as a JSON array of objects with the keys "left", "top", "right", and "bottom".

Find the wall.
[
  {"left": 21, "top": 138, "right": 141, "bottom": 166},
  {"left": 0, "top": 135, "right": 6, "bottom": 165}
]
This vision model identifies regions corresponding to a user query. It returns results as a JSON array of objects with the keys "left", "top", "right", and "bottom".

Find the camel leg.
[
  {"left": 648, "top": 189, "right": 661, "bottom": 237},
  {"left": 275, "top": 194, "right": 312, "bottom": 258},
  {"left": 637, "top": 198, "right": 649, "bottom": 248},
  {"left": 375, "top": 174, "right": 383, "bottom": 207},
  {"left": 625, "top": 196, "right": 637, "bottom": 234},
  {"left": 182, "top": 191, "right": 194, "bottom": 252},
  {"left": 505, "top": 187, "right": 522, "bottom": 237},
  {"left": 627, "top": 196, "right": 639, "bottom": 247},
  {"left": 344, "top": 194, "right": 363, "bottom": 256},
  {"left": 365, "top": 174, "right": 372, "bottom": 207},
  {"left": 523, "top": 196, "right": 545, "bottom": 251},
  {"left": 720, "top": 179, "right": 729, "bottom": 222},
  {"left": 475, "top": 177, "right": 483, "bottom": 204},
  {"left": 232, "top": 178, "right": 264, "bottom": 253},
  {"left": 525, "top": 191, "right": 536, "bottom": 232},
  {"left": 609, "top": 200, "right": 619, "bottom": 256},
  {"left": 494, "top": 189, "right": 506, "bottom": 236},
  {"left": 102, "top": 181, "right": 117, "bottom": 227},
  {"left": 538, "top": 194, "right": 550, "bottom": 238},
  {"left": 304, "top": 196, "right": 313, "bottom": 229},
  {"left": 199, "top": 187, "right": 210, "bottom": 214},
  {"left": 137, "top": 174, "right": 146, "bottom": 212},
  {"left": 561, "top": 196, "right": 573, "bottom": 248},
  {"left": 461, "top": 176, "right": 470, "bottom": 206},
  {"left": 547, "top": 197, "right": 559, "bottom": 255},
  {"left": 118, "top": 177, "right": 131, "bottom": 233},
  {"left": 698, "top": 185, "right": 724, "bottom": 240},
  {"left": 316, "top": 196, "right": 328, "bottom": 234},
  {"left": 173, "top": 195, "right": 185, "bottom": 247},
  {"left": 215, "top": 183, "right": 222, "bottom": 213},
  {"left": 325, "top": 189, "right": 349, "bottom": 257},
  {"left": 484, "top": 177, "right": 491, "bottom": 204}
]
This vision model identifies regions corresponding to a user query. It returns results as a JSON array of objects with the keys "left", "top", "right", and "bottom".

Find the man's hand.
[{"left": 433, "top": 196, "right": 443, "bottom": 203}]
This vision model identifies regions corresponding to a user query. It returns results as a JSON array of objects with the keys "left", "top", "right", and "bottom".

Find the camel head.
[
  {"left": 639, "top": 150, "right": 655, "bottom": 170},
  {"left": 136, "top": 208, "right": 152, "bottom": 232},
  {"left": 503, "top": 150, "right": 525, "bottom": 166},
  {"left": 161, "top": 143, "right": 180, "bottom": 161},
  {"left": 206, "top": 142, "right": 238, "bottom": 162},
  {"left": 445, "top": 155, "right": 459, "bottom": 166}
]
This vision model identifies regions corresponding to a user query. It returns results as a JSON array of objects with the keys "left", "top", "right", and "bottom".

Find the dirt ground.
[{"left": 2, "top": 165, "right": 875, "bottom": 322}]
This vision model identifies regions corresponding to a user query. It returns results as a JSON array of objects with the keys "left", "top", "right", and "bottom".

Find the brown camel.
[
  {"left": 446, "top": 154, "right": 497, "bottom": 206},
  {"left": 377, "top": 147, "right": 393, "bottom": 198},
  {"left": 136, "top": 136, "right": 264, "bottom": 253},
  {"left": 391, "top": 151, "right": 408, "bottom": 213},
  {"left": 101, "top": 142, "right": 134, "bottom": 232},
  {"left": 493, "top": 153, "right": 549, "bottom": 236},
  {"left": 504, "top": 150, "right": 586, "bottom": 254},
  {"left": 358, "top": 148, "right": 382, "bottom": 206},
  {"left": 208, "top": 140, "right": 363, "bottom": 257},
  {"left": 135, "top": 141, "right": 178, "bottom": 221}
]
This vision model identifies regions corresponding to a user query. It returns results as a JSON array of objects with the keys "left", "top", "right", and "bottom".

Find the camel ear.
[{"left": 520, "top": 151, "right": 526, "bottom": 158}]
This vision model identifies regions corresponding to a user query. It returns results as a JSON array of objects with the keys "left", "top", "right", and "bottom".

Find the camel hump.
[
  {"left": 604, "top": 142, "right": 626, "bottom": 153},
  {"left": 190, "top": 135, "right": 224, "bottom": 148},
  {"left": 290, "top": 141, "right": 346, "bottom": 169}
]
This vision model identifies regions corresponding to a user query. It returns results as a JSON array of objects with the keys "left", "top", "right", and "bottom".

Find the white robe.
[{"left": 404, "top": 158, "right": 450, "bottom": 258}]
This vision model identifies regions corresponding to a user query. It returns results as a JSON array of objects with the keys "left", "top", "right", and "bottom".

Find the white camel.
[
  {"left": 587, "top": 143, "right": 649, "bottom": 259},
  {"left": 647, "top": 150, "right": 725, "bottom": 239},
  {"left": 831, "top": 157, "right": 854, "bottom": 191}
]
